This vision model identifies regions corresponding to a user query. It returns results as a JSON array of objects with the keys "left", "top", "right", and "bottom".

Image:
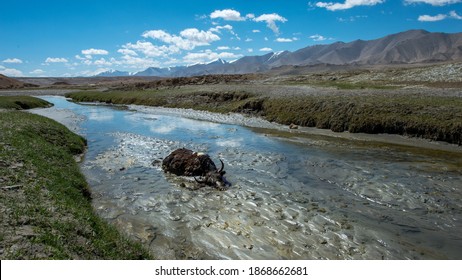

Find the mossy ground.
[{"left": 0, "top": 96, "right": 152, "bottom": 259}]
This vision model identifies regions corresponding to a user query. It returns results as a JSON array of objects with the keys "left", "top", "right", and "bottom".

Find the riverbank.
[
  {"left": 66, "top": 85, "right": 462, "bottom": 145},
  {"left": 0, "top": 96, "right": 152, "bottom": 259}
]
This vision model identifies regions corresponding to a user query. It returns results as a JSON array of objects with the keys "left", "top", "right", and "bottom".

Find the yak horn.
[
  {"left": 194, "top": 177, "right": 206, "bottom": 184},
  {"left": 219, "top": 159, "right": 224, "bottom": 173}
]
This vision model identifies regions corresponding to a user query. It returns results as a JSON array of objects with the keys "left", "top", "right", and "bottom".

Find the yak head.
[{"left": 195, "top": 159, "right": 231, "bottom": 191}]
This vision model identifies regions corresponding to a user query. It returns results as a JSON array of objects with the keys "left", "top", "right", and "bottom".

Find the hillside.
[
  {"left": 0, "top": 74, "right": 26, "bottom": 89},
  {"left": 0, "top": 74, "right": 38, "bottom": 89}
]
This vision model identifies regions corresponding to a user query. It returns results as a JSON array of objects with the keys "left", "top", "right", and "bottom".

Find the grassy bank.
[
  {"left": 0, "top": 96, "right": 53, "bottom": 110},
  {"left": 263, "top": 95, "right": 462, "bottom": 145},
  {"left": 67, "top": 89, "right": 462, "bottom": 145},
  {"left": 67, "top": 89, "right": 260, "bottom": 113},
  {"left": 0, "top": 97, "right": 151, "bottom": 259}
]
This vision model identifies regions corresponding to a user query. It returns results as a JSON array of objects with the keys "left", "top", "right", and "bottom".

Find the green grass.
[
  {"left": 263, "top": 94, "right": 462, "bottom": 145},
  {"left": 0, "top": 96, "right": 53, "bottom": 110},
  {"left": 0, "top": 103, "right": 152, "bottom": 259}
]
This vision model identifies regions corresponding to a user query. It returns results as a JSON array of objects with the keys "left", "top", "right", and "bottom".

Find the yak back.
[{"left": 162, "top": 148, "right": 217, "bottom": 176}]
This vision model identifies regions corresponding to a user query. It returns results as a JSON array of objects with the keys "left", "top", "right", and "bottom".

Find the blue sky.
[{"left": 1, "top": 0, "right": 461, "bottom": 77}]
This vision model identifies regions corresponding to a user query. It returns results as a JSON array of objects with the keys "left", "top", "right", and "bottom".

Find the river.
[{"left": 30, "top": 96, "right": 462, "bottom": 259}]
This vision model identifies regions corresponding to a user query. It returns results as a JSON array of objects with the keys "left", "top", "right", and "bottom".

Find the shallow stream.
[{"left": 32, "top": 96, "right": 462, "bottom": 259}]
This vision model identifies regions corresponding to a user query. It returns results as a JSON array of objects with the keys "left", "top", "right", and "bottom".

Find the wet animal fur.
[{"left": 161, "top": 148, "right": 229, "bottom": 190}]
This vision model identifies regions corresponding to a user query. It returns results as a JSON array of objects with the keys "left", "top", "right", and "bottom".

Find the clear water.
[{"left": 32, "top": 96, "right": 462, "bottom": 260}]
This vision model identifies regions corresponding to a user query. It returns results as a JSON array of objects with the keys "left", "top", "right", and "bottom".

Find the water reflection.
[{"left": 32, "top": 96, "right": 462, "bottom": 260}]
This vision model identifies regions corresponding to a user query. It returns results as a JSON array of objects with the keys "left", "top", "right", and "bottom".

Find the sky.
[{"left": 1, "top": 0, "right": 461, "bottom": 77}]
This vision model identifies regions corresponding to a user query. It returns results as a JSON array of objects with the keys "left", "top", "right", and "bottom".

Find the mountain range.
[{"left": 97, "top": 29, "right": 462, "bottom": 77}]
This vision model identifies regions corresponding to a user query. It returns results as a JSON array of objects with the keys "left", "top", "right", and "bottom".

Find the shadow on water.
[{"left": 31, "top": 96, "right": 462, "bottom": 259}]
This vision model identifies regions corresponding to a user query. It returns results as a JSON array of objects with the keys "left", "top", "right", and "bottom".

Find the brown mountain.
[
  {"left": 269, "top": 29, "right": 462, "bottom": 66},
  {"left": 0, "top": 74, "right": 26, "bottom": 89}
]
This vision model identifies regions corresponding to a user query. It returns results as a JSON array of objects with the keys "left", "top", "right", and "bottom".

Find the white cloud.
[
  {"left": 259, "top": 47, "right": 273, "bottom": 52},
  {"left": 180, "top": 28, "right": 221, "bottom": 45},
  {"left": 94, "top": 58, "right": 112, "bottom": 66},
  {"left": 210, "top": 24, "right": 241, "bottom": 41},
  {"left": 0, "top": 67, "right": 23, "bottom": 77},
  {"left": 315, "top": 0, "right": 384, "bottom": 11},
  {"left": 253, "top": 13, "right": 288, "bottom": 34},
  {"left": 247, "top": 48, "right": 254, "bottom": 53},
  {"left": 142, "top": 28, "right": 220, "bottom": 51},
  {"left": 3, "top": 58, "right": 23, "bottom": 64},
  {"left": 123, "top": 41, "right": 178, "bottom": 57},
  {"left": 309, "top": 34, "right": 334, "bottom": 41},
  {"left": 210, "top": 9, "right": 245, "bottom": 21},
  {"left": 217, "top": 46, "right": 230, "bottom": 50},
  {"left": 182, "top": 49, "right": 242, "bottom": 64},
  {"left": 405, "top": 0, "right": 461, "bottom": 5},
  {"left": 117, "top": 48, "right": 138, "bottom": 56},
  {"left": 252, "top": 29, "right": 261, "bottom": 33},
  {"left": 209, "top": 24, "right": 233, "bottom": 33},
  {"left": 276, "top": 37, "right": 297, "bottom": 42},
  {"left": 45, "top": 57, "right": 68, "bottom": 63},
  {"left": 418, "top": 14, "right": 448, "bottom": 21},
  {"left": 449, "top": 10, "right": 462, "bottom": 19},
  {"left": 81, "top": 48, "right": 109, "bottom": 55},
  {"left": 337, "top": 15, "right": 369, "bottom": 22},
  {"left": 418, "top": 10, "right": 462, "bottom": 21},
  {"left": 30, "top": 69, "right": 45, "bottom": 75}
]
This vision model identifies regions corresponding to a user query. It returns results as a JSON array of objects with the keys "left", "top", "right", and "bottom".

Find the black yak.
[{"left": 160, "top": 148, "right": 230, "bottom": 190}]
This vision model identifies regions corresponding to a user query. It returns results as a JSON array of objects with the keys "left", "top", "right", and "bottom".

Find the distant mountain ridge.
[{"left": 97, "top": 29, "right": 462, "bottom": 77}]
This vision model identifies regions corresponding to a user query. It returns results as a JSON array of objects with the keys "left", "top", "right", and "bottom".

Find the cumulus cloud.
[
  {"left": 117, "top": 48, "right": 138, "bottom": 56},
  {"left": 180, "top": 28, "right": 221, "bottom": 45},
  {"left": 309, "top": 34, "right": 334, "bottom": 41},
  {"left": 0, "top": 67, "right": 23, "bottom": 77},
  {"left": 209, "top": 24, "right": 233, "bottom": 33},
  {"left": 450, "top": 10, "right": 462, "bottom": 19},
  {"left": 315, "top": 0, "right": 384, "bottom": 11},
  {"left": 142, "top": 28, "right": 220, "bottom": 51},
  {"left": 259, "top": 47, "right": 273, "bottom": 52},
  {"left": 210, "top": 9, "right": 246, "bottom": 21},
  {"left": 418, "top": 14, "right": 448, "bottom": 21},
  {"left": 45, "top": 57, "right": 68, "bottom": 63},
  {"left": 253, "top": 13, "right": 288, "bottom": 34},
  {"left": 123, "top": 41, "right": 178, "bottom": 57},
  {"left": 418, "top": 10, "right": 462, "bottom": 21},
  {"left": 93, "top": 58, "right": 112, "bottom": 66},
  {"left": 30, "top": 69, "right": 45, "bottom": 75},
  {"left": 3, "top": 58, "right": 23, "bottom": 63},
  {"left": 276, "top": 37, "right": 298, "bottom": 42},
  {"left": 405, "top": 0, "right": 461, "bottom": 5},
  {"left": 81, "top": 48, "right": 109, "bottom": 55}
]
